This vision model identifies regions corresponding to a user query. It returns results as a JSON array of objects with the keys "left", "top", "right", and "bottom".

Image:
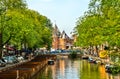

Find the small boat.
[
  {"left": 95, "top": 59, "right": 102, "bottom": 64},
  {"left": 48, "top": 59, "right": 54, "bottom": 65},
  {"left": 105, "top": 64, "right": 113, "bottom": 73},
  {"left": 88, "top": 57, "right": 95, "bottom": 63},
  {"left": 82, "top": 56, "right": 89, "bottom": 59}
]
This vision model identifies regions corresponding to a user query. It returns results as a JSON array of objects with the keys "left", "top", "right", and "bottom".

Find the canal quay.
[{"left": 0, "top": 55, "right": 56, "bottom": 79}]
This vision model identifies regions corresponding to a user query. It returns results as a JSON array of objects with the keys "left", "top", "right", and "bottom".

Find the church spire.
[{"left": 53, "top": 23, "right": 61, "bottom": 37}]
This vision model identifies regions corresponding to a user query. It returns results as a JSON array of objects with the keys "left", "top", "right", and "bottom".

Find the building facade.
[{"left": 52, "top": 24, "right": 73, "bottom": 51}]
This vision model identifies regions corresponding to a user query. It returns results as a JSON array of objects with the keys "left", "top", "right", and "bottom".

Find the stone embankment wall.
[{"left": 0, "top": 55, "right": 56, "bottom": 79}]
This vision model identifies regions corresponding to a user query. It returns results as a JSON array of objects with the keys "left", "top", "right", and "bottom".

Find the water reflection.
[
  {"left": 32, "top": 57, "right": 120, "bottom": 79},
  {"left": 80, "top": 60, "right": 107, "bottom": 79}
]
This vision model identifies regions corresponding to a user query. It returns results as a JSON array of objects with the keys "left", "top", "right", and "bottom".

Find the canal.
[{"left": 32, "top": 57, "right": 120, "bottom": 79}]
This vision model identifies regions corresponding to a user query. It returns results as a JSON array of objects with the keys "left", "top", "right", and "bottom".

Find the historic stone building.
[{"left": 52, "top": 24, "right": 73, "bottom": 51}]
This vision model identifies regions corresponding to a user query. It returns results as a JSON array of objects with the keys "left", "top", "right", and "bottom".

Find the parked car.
[
  {"left": 3, "top": 56, "right": 19, "bottom": 64},
  {"left": 17, "top": 56, "right": 24, "bottom": 62},
  {"left": 0, "top": 59, "right": 6, "bottom": 67}
]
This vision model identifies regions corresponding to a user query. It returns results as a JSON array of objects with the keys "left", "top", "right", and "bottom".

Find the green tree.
[
  {"left": 75, "top": 0, "right": 120, "bottom": 50},
  {"left": 0, "top": 0, "right": 53, "bottom": 58},
  {"left": 0, "top": 0, "right": 26, "bottom": 58}
]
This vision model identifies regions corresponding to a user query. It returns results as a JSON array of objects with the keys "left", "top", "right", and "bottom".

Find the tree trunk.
[
  {"left": 0, "top": 33, "right": 2, "bottom": 59},
  {"left": 95, "top": 46, "right": 99, "bottom": 57}
]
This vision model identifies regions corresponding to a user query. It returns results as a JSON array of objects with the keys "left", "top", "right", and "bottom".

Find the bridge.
[{"left": 53, "top": 52, "right": 82, "bottom": 58}]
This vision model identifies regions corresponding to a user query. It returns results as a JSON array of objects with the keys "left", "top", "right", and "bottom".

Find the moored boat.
[
  {"left": 82, "top": 56, "right": 89, "bottom": 59},
  {"left": 48, "top": 60, "right": 54, "bottom": 65}
]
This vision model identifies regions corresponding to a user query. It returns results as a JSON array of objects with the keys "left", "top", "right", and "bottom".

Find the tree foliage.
[
  {"left": 0, "top": 0, "right": 53, "bottom": 53},
  {"left": 75, "top": 0, "right": 120, "bottom": 48}
]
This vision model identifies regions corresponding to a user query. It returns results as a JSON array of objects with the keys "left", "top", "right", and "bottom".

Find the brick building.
[{"left": 52, "top": 24, "right": 73, "bottom": 51}]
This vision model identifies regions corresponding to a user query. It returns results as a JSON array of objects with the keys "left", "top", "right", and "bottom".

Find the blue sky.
[{"left": 26, "top": 0, "right": 90, "bottom": 36}]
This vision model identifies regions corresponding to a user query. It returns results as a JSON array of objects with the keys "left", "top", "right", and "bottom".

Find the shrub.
[
  {"left": 110, "top": 65, "right": 120, "bottom": 74},
  {"left": 69, "top": 51, "right": 77, "bottom": 59}
]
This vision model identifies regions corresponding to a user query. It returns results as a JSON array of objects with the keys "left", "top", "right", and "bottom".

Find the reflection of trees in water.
[
  {"left": 80, "top": 60, "right": 102, "bottom": 79},
  {"left": 80, "top": 60, "right": 120, "bottom": 79}
]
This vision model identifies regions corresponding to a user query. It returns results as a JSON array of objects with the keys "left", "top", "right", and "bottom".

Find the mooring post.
[{"left": 16, "top": 70, "right": 19, "bottom": 79}]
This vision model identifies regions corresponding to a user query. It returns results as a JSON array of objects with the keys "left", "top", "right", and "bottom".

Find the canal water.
[{"left": 32, "top": 57, "right": 120, "bottom": 79}]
